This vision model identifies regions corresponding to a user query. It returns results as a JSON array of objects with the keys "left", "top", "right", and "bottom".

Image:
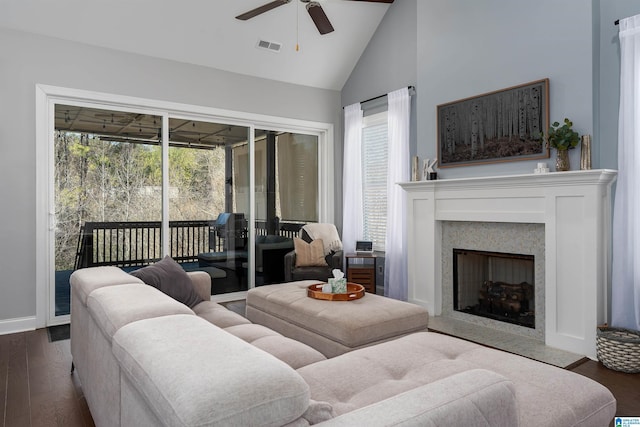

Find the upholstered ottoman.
[{"left": 246, "top": 281, "right": 429, "bottom": 357}]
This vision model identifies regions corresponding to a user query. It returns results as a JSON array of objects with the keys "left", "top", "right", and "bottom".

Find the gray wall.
[
  {"left": 341, "top": 0, "right": 417, "bottom": 107},
  {"left": 596, "top": 0, "right": 640, "bottom": 169},
  {"left": 0, "top": 28, "right": 340, "bottom": 325},
  {"left": 343, "top": 0, "right": 640, "bottom": 180},
  {"left": 417, "top": 0, "right": 593, "bottom": 178}
]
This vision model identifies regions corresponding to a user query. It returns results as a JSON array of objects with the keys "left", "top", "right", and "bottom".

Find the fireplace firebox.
[{"left": 453, "top": 249, "right": 535, "bottom": 328}]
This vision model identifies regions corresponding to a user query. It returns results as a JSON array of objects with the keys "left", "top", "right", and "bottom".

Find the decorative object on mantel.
[
  {"left": 580, "top": 134, "right": 592, "bottom": 170},
  {"left": 424, "top": 158, "right": 438, "bottom": 180},
  {"left": 437, "top": 78, "right": 549, "bottom": 168},
  {"left": 411, "top": 156, "right": 420, "bottom": 181},
  {"left": 547, "top": 118, "right": 579, "bottom": 171},
  {"left": 596, "top": 324, "right": 640, "bottom": 373},
  {"left": 534, "top": 162, "right": 549, "bottom": 174}
]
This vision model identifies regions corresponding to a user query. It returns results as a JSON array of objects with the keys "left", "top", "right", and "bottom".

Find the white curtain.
[
  {"left": 278, "top": 133, "right": 319, "bottom": 222},
  {"left": 342, "top": 103, "right": 363, "bottom": 255},
  {"left": 385, "top": 88, "right": 410, "bottom": 300},
  {"left": 612, "top": 14, "right": 640, "bottom": 331}
]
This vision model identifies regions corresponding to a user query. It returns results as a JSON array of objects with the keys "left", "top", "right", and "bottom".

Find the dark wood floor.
[
  {"left": 1, "top": 328, "right": 638, "bottom": 426},
  {"left": 0, "top": 329, "right": 94, "bottom": 427}
]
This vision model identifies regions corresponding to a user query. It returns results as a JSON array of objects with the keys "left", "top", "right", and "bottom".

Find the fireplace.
[
  {"left": 453, "top": 249, "right": 535, "bottom": 328},
  {"left": 400, "top": 169, "right": 616, "bottom": 359}
]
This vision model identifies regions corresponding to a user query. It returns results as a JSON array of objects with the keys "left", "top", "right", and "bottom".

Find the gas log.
[{"left": 478, "top": 280, "right": 534, "bottom": 318}]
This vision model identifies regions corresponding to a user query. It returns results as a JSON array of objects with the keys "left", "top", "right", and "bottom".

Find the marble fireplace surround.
[
  {"left": 441, "top": 221, "right": 545, "bottom": 341},
  {"left": 400, "top": 169, "right": 617, "bottom": 359}
]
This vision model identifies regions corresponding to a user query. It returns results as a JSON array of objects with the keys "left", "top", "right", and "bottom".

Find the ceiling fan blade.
[
  {"left": 235, "top": 0, "right": 291, "bottom": 21},
  {"left": 306, "top": 1, "right": 334, "bottom": 35}
]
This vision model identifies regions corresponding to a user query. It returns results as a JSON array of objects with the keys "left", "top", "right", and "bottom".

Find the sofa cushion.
[
  {"left": 130, "top": 255, "right": 203, "bottom": 308},
  {"left": 315, "top": 369, "right": 517, "bottom": 427},
  {"left": 297, "top": 332, "right": 616, "bottom": 427},
  {"left": 113, "top": 314, "right": 311, "bottom": 427},
  {"left": 224, "top": 323, "right": 326, "bottom": 369},
  {"left": 87, "top": 283, "right": 194, "bottom": 339},
  {"left": 294, "top": 238, "right": 328, "bottom": 267},
  {"left": 192, "top": 300, "right": 252, "bottom": 328},
  {"left": 71, "top": 266, "right": 143, "bottom": 305}
]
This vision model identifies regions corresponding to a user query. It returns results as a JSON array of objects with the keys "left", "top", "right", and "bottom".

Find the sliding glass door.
[
  {"left": 251, "top": 130, "right": 319, "bottom": 286},
  {"left": 53, "top": 105, "right": 163, "bottom": 318},
  {"left": 40, "top": 86, "right": 332, "bottom": 325},
  {"left": 52, "top": 106, "right": 254, "bottom": 317},
  {"left": 167, "top": 117, "right": 250, "bottom": 296}
]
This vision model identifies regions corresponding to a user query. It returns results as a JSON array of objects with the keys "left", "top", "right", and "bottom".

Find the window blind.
[{"left": 362, "top": 119, "right": 388, "bottom": 251}]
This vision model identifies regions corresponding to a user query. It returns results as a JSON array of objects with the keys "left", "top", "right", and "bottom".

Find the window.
[{"left": 362, "top": 111, "right": 388, "bottom": 252}]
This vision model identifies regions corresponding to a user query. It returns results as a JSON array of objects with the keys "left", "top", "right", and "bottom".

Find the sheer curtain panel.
[
  {"left": 342, "top": 103, "right": 364, "bottom": 256},
  {"left": 612, "top": 13, "right": 640, "bottom": 331},
  {"left": 385, "top": 88, "right": 410, "bottom": 300}
]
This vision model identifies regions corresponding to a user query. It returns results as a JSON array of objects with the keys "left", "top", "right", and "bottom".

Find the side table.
[{"left": 345, "top": 253, "right": 378, "bottom": 293}]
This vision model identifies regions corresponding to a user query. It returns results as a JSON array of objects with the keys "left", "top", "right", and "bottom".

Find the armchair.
[
  {"left": 284, "top": 224, "right": 343, "bottom": 282},
  {"left": 255, "top": 234, "right": 294, "bottom": 285}
]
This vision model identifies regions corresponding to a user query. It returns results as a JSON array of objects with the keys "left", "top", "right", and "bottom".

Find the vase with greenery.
[{"left": 547, "top": 118, "right": 580, "bottom": 171}]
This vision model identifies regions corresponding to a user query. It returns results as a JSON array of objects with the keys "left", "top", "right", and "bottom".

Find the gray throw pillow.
[{"left": 130, "top": 256, "right": 203, "bottom": 308}]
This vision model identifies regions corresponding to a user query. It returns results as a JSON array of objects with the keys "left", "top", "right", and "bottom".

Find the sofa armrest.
[
  {"left": 316, "top": 369, "right": 517, "bottom": 427},
  {"left": 113, "top": 315, "right": 310, "bottom": 427},
  {"left": 187, "top": 271, "right": 211, "bottom": 301}
]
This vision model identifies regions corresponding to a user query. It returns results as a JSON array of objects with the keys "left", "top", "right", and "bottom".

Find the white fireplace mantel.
[{"left": 400, "top": 169, "right": 617, "bottom": 359}]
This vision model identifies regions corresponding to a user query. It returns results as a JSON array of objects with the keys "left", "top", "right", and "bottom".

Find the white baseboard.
[{"left": 0, "top": 316, "right": 37, "bottom": 335}]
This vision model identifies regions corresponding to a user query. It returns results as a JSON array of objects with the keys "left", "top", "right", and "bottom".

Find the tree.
[{"left": 54, "top": 131, "right": 227, "bottom": 270}]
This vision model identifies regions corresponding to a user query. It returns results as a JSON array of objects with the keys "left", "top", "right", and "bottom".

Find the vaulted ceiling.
[{"left": 0, "top": 0, "right": 393, "bottom": 90}]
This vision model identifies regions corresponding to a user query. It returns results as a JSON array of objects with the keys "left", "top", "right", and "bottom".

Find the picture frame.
[{"left": 437, "top": 78, "right": 550, "bottom": 168}]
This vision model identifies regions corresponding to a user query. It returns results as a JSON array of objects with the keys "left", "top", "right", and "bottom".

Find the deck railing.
[{"left": 75, "top": 219, "right": 304, "bottom": 269}]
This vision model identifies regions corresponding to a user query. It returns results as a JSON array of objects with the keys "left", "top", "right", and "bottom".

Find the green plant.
[{"left": 547, "top": 118, "right": 579, "bottom": 151}]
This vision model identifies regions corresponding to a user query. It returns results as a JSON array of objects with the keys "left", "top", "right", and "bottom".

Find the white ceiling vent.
[{"left": 256, "top": 39, "right": 282, "bottom": 53}]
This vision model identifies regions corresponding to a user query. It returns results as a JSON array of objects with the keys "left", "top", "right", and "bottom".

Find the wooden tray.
[{"left": 307, "top": 283, "right": 365, "bottom": 301}]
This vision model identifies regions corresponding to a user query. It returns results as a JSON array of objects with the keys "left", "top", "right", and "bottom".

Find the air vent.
[{"left": 256, "top": 39, "right": 282, "bottom": 53}]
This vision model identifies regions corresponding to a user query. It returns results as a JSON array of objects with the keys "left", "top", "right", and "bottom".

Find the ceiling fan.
[{"left": 236, "top": 0, "right": 394, "bottom": 35}]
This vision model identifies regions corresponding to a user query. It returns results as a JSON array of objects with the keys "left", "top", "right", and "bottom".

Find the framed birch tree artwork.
[{"left": 437, "top": 78, "right": 549, "bottom": 167}]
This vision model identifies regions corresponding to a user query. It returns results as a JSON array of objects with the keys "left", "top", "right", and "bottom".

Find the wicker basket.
[{"left": 596, "top": 325, "right": 640, "bottom": 373}]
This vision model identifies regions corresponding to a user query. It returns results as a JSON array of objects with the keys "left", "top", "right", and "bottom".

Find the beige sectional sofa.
[{"left": 70, "top": 265, "right": 616, "bottom": 427}]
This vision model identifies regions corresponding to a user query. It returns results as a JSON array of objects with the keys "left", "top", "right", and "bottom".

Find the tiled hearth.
[
  {"left": 400, "top": 169, "right": 617, "bottom": 359},
  {"left": 427, "top": 316, "right": 585, "bottom": 368}
]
